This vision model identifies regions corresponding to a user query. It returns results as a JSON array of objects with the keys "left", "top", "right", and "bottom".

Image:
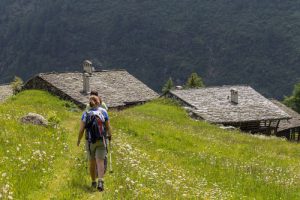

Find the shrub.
[{"left": 10, "top": 76, "right": 24, "bottom": 95}]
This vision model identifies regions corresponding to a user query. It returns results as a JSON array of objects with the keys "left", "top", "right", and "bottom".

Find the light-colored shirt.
[
  {"left": 81, "top": 107, "right": 109, "bottom": 123},
  {"left": 101, "top": 102, "right": 108, "bottom": 110}
]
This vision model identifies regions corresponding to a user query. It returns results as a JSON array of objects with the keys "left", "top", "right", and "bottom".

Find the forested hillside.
[{"left": 0, "top": 0, "right": 300, "bottom": 98}]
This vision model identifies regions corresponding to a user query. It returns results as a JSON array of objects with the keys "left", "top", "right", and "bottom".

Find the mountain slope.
[
  {"left": 0, "top": 90, "right": 300, "bottom": 199},
  {"left": 0, "top": 1, "right": 300, "bottom": 98}
]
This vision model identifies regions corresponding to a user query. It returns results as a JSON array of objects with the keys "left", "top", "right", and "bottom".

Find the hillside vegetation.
[
  {"left": 1, "top": 1, "right": 300, "bottom": 98},
  {"left": 0, "top": 90, "right": 300, "bottom": 199}
]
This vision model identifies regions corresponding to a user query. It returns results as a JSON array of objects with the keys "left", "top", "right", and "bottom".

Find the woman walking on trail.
[
  {"left": 89, "top": 90, "right": 108, "bottom": 111},
  {"left": 77, "top": 95, "right": 112, "bottom": 191}
]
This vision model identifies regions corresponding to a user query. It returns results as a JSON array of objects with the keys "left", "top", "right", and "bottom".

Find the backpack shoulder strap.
[{"left": 85, "top": 111, "right": 95, "bottom": 128}]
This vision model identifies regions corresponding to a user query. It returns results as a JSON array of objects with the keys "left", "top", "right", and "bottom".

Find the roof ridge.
[
  {"left": 38, "top": 69, "right": 127, "bottom": 76},
  {"left": 171, "top": 84, "right": 251, "bottom": 91}
]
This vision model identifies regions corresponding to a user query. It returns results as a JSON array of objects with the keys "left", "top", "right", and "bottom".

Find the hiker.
[
  {"left": 85, "top": 91, "right": 108, "bottom": 178},
  {"left": 86, "top": 90, "right": 108, "bottom": 111},
  {"left": 77, "top": 95, "right": 112, "bottom": 191}
]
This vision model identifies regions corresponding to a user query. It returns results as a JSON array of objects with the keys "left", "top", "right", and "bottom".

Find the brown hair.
[
  {"left": 90, "top": 90, "right": 98, "bottom": 96},
  {"left": 89, "top": 95, "right": 100, "bottom": 108}
]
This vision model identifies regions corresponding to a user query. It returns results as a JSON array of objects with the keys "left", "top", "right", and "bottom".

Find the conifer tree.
[
  {"left": 162, "top": 77, "right": 174, "bottom": 94},
  {"left": 284, "top": 82, "right": 300, "bottom": 113},
  {"left": 185, "top": 73, "right": 204, "bottom": 88}
]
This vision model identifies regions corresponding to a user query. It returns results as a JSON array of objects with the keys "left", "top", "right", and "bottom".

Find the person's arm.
[
  {"left": 102, "top": 109, "right": 112, "bottom": 140},
  {"left": 77, "top": 121, "right": 85, "bottom": 146},
  {"left": 105, "top": 120, "right": 112, "bottom": 140}
]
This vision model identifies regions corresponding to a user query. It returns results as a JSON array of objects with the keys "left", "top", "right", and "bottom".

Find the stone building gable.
[{"left": 24, "top": 70, "right": 159, "bottom": 109}]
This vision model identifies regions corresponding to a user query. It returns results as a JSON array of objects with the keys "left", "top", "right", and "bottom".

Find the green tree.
[
  {"left": 162, "top": 77, "right": 174, "bottom": 94},
  {"left": 10, "top": 76, "right": 24, "bottom": 95},
  {"left": 284, "top": 82, "right": 300, "bottom": 113},
  {"left": 185, "top": 73, "right": 205, "bottom": 89}
]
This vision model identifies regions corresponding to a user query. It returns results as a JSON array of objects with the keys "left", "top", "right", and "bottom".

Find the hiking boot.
[
  {"left": 97, "top": 180, "right": 104, "bottom": 192},
  {"left": 91, "top": 181, "right": 97, "bottom": 188}
]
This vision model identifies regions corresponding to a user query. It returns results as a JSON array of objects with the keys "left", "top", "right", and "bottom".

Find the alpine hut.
[
  {"left": 24, "top": 60, "right": 159, "bottom": 109},
  {"left": 167, "top": 85, "right": 290, "bottom": 134}
]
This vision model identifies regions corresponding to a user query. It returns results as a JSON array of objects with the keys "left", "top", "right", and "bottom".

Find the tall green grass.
[
  {"left": 106, "top": 99, "right": 300, "bottom": 199},
  {"left": 1, "top": 92, "right": 300, "bottom": 199},
  {"left": 0, "top": 90, "right": 78, "bottom": 199},
  {"left": 61, "top": 98, "right": 300, "bottom": 199}
]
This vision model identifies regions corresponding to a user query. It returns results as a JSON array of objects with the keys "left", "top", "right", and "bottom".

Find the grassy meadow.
[{"left": 0, "top": 90, "right": 300, "bottom": 199}]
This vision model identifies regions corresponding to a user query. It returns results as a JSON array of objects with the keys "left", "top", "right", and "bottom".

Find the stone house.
[
  {"left": 167, "top": 85, "right": 290, "bottom": 134},
  {"left": 24, "top": 60, "right": 159, "bottom": 109}
]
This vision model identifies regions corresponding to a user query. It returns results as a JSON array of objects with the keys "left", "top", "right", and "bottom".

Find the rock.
[{"left": 20, "top": 113, "right": 48, "bottom": 126}]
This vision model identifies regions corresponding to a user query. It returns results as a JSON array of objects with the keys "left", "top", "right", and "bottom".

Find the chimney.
[
  {"left": 82, "top": 60, "right": 93, "bottom": 94},
  {"left": 230, "top": 89, "right": 238, "bottom": 104},
  {"left": 176, "top": 85, "right": 183, "bottom": 90},
  {"left": 83, "top": 60, "right": 93, "bottom": 74},
  {"left": 82, "top": 73, "right": 91, "bottom": 94}
]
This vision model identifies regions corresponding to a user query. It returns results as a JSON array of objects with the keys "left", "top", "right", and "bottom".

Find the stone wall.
[{"left": 23, "top": 76, "right": 86, "bottom": 109}]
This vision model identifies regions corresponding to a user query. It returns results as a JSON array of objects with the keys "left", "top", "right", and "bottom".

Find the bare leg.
[
  {"left": 96, "top": 159, "right": 105, "bottom": 179},
  {"left": 89, "top": 159, "right": 96, "bottom": 181}
]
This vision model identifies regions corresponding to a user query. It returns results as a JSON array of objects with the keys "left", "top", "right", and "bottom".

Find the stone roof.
[
  {"left": 169, "top": 86, "right": 290, "bottom": 123},
  {"left": 271, "top": 100, "right": 300, "bottom": 132},
  {"left": 30, "top": 70, "right": 159, "bottom": 108},
  {"left": 0, "top": 84, "right": 13, "bottom": 102}
]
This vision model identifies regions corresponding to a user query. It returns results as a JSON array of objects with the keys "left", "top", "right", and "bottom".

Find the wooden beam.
[{"left": 275, "top": 120, "right": 280, "bottom": 135}]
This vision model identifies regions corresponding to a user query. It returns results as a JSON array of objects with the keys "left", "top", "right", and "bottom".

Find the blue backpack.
[{"left": 85, "top": 111, "right": 107, "bottom": 144}]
